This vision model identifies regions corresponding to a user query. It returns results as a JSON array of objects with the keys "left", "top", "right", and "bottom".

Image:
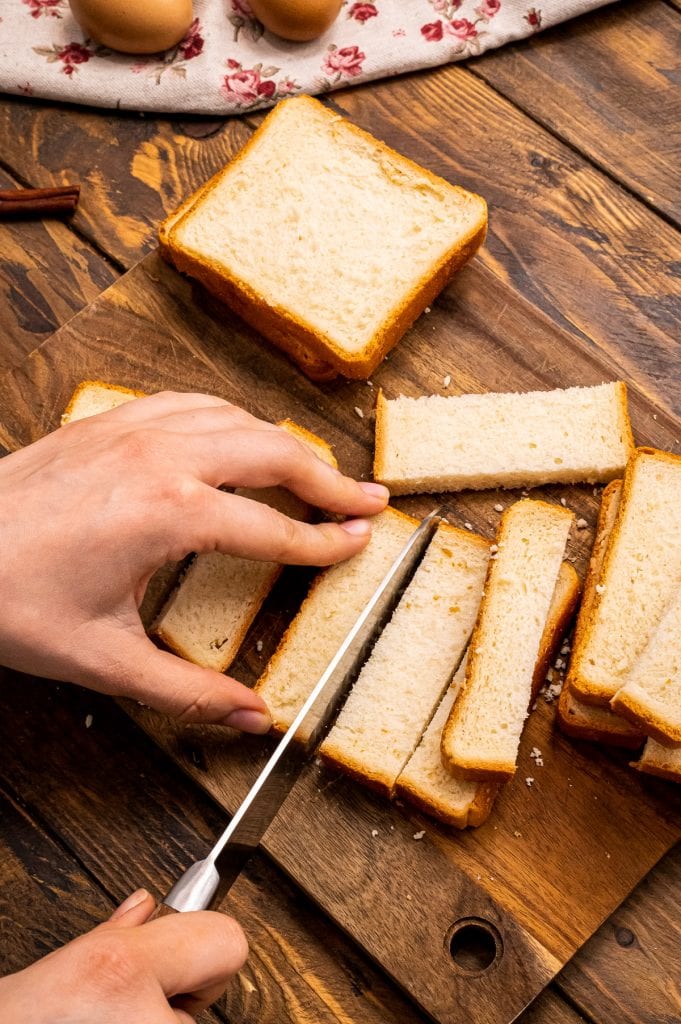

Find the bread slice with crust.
[
  {"left": 441, "top": 499, "right": 573, "bottom": 781},
  {"left": 162, "top": 95, "right": 487, "bottom": 381},
  {"left": 632, "top": 739, "right": 681, "bottom": 783},
  {"left": 568, "top": 448, "right": 681, "bottom": 706},
  {"left": 255, "top": 507, "right": 420, "bottom": 734},
  {"left": 152, "top": 420, "right": 337, "bottom": 673},
  {"left": 374, "top": 382, "right": 633, "bottom": 495},
  {"left": 61, "top": 380, "right": 143, "bottom": 424},
  {"left": 319, "top": 523, "right": 490, "bottom": 797},
  {"left": 556, "top": 480, "right": 643, "bottom": 748},
  {"left": 397, "top": 561, "right": 579, "bottom": 828}
]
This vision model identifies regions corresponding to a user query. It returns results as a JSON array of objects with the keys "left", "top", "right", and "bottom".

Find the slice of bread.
[
  {"left": 632, "top": 739, "right": 681, "bottom": 783},
  {"left": 441, "top": 499, "right": 573, "bottom": 781},
  {"left": 152, "top": 420, "right": 337, "bottom": 674},
  {"left": 556, "top": 480, "right": 643, "bottom": 748},
  {"left": 397, "top": 657, "right": 497, "bottom": 829},
  {"left": 374, "top": 382, "right": 633, "bottom": 495},
  {"left": 254, "top": 507, "right": 420, "bottom": 733},
  {"left": 568, "top": 448, "right": 681, "bottom": 706},
  {"left": 610, "top": 593, "right": 681, "bottom": 745},
  {"left": 319, "top": 524, "right": 490, "bottom": 797},
  {"left": 162, "top": 95, "right": 487, "bottom": 381},
  {"left": 397, "top": 561, "right": 579, "bottom": 828},
  {"left": 61, "top": 380, "right": 143, "bottom": 424}
]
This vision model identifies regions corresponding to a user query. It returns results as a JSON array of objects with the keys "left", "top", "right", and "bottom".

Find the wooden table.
[{"left": 0, "top": 2, "right": 679, "bottom": 1021}]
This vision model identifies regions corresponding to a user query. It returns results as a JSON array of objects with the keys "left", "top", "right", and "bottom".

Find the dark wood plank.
[
  {"left": 472, "top": 0, "right": 681, "bottom": 225},
  {"left": 329, "top": 69, "right": 681, "bottom": 417},
  {"left": 1, "top": 245, "right": 679, "bottom": 1024},
  {"left": 558, "top": 844, "right": 681, "bottom": 1023},
  {"left": 0, "top": 667, "right": 429, "bottom": 1024},
  {"left": 0, "top": 98, "right": 251, "bottom": 269},
  {"left": 0, "top": 165, "right": 117, "bottom": 373}
]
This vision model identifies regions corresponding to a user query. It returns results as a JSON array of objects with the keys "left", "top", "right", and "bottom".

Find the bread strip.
[
  {"left": 397, "top": 561, "right": 580, "bottom": 828},
  {"left": 255, "top": 507, "right": 419, "bottom": 735},
  {"left": 441, "top": 499, "right": 573, "bottom": 781},
  {"left": 319, "top": 524, "right": 489, "bottom": 797},
  {"left": 632, "top": 739, "right": 681, "bottom": 783},
  {"left": 164, "top": 95, "right": 487, "bottom": 381},
  {"left": 152, "top": 420, "right": 337, "bottom": 673},
  {"left": 61, "top": 379, "right": 143, "bottom": 424},
  {"left": 556, "top": 481, "right": 643, "bottom": 748},
  {"left": 610, "top": 593, "right": 681, "bottom": 745},
  {"left": 568, "top": 447, "right": 681, "bottom": 706},
  {"left": 374, "top": 382, "right": 633, "bottom": 495}
]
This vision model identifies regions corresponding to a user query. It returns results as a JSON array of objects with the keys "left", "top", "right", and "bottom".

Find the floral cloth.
[{"left": 0, "top": 0, "right": 617, "bottom": 114}]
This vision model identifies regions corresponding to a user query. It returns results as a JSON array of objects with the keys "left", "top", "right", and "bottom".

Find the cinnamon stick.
[{"left": 0, "top": 184, "right": 80, "bottom": 220}]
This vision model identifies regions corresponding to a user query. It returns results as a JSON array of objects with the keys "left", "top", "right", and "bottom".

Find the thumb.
[{"left": 119, "top": 638, "right": 272, "bottom": 732}]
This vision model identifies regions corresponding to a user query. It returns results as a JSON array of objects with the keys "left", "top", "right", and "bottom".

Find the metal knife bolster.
[{"left": 163, "top": 507, "right": 447, "bottom": 912}]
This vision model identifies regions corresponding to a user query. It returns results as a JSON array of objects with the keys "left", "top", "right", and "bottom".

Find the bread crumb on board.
[
  {"left": 85, "top": 714, "right": 93, "bottom": 729},
  {"left": 525, "top": 777, "right": 535, "bottom": 788},
  {"left": 576, "top": 518, "right": 588, "bottom": 530},
  {"left": 371, "top": 829, "right": 379, "bottom": 837},
  {"left": 413, "top": 830, "right": 426, "bottom": 841},
  {"left": 443, "top": 374, "right": 451, "bottom": 388},
  {"left": 354, "top": 407, "right": 364, "bottom": 419}
]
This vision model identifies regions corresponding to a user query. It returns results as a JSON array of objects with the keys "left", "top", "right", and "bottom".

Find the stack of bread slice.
[
  {"left": 160, "top": 95, "right": 488, "bottom": 381},
  {"left": 559, "top": 449, "right": 681, "bottom": 782}
]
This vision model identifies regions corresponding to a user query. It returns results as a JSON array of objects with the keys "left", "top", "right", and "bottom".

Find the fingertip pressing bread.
[
  {"left": 152, "top": 420, "right": 337, "bottom": 674},
  {"left": 255, "top": 506, "right": 420, "bottom": 735},
  {"left": 568, "top": 448, "right": 681, "bottom": 708},
  {"left": 397, "top": 560, "right": 579, "bottom": 828},
  {"left": 441, "top": 499, "right": 574, "bottom": 782},
  {"left": 161, "top": 95, "right": 487, "bottom": 381},
  {"left": 319, "top": 523, "right": 490, "bottom": 798},
  {"left": 374, "top": 382, "right": 633, "bottom": 495},
  {"left": 61, "top": 379, "right": 144, "bottom": 424}
]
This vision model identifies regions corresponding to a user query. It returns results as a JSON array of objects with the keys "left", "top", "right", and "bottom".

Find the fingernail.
[
  {"left": 359, "top": 482, "right": 390, "bottom": 501},
  {"left": 340, "top": 518, "right": 372, "bottom": 537},
  {"left": 111, "top": 889, "right": 149, "bottom": 920},
  {"left": 224, "top": 709, "right": 272, "bottom": 734}
]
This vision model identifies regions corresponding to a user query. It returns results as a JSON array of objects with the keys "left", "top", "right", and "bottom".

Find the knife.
[{"left": 152, "top": 505, "right": 448, "bottom": 919}]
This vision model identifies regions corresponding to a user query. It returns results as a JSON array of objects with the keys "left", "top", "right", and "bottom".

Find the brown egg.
[
  {"left": 248, "top": 0, "right": 342, "bottom": 42},
  {"left": 68, "top": 0, "right": 193, "bottom": 54}
]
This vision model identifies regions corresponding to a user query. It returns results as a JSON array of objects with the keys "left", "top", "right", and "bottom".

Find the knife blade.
[{"left": 155, "top": 506, "right": 448, "bottom": 916}]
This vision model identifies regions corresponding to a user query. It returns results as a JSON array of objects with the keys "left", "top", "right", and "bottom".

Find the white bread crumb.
[
  {"left": 413, "top": 830, "right": 426, "bottom": 840},
  {"left": 355, "top": 407, "right": 364, "bottom": 419}
]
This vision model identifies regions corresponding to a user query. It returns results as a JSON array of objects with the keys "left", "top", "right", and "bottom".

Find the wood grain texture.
[
  {"left": 0, "top": 98, "right": 251, "bottom": 269},
  {"left": 558, "top": 844, "right": 681, "bottom": 1024},
  {"left": 0, "top": 668, "right": 428, "bottom": 1024},
  {"left": 0, "top": 165, "right": 116, "bottom": 373},
  {"left": 473, "top": 0, "right": 681, "bottom": 225},
  {"left": 0, "top": 245, "right": 679, "bottom": 1023},
  {"left": 330, "top": 69, "right": 681, "bottom": 417}
]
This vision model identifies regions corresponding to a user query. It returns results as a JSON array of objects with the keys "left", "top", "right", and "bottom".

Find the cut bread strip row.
[
  {"left": 441, "top": 499, "right": 573, "bottom": 781},
  {"left": 397, "top": 561, "right": 580, "bottom": 828},
  {"left": 153, "top": 420, "right": 337, "bottom": 673},
  {"left": 556, "top": 480, "right": 643, "bottom": 748},
  {"left": 632, "top": 740, "right": 681, "bottom": 783},
  {"left": 163, "top": 95, "right": 487, "bottom": 381},
  {"left": 319, "top": 523, "right": 490, "bottom": 797},
  {"left": 568, "top": 447, "right": 681, "bottom": 707},
  {"left": 374, "top": 382, "right": 633, "bottom": 495},
  {"left": 255, "top": 507, "right": 420, "bottom": 734}
]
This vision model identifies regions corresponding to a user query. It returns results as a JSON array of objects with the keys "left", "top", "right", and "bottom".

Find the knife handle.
[{"left": 149, "top": 901, "right": 179, "bottom": 920}]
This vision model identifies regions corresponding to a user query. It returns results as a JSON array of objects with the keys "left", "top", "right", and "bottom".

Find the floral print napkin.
[{"left": 0, "top": 0, "right": 617, "bottom": 114}]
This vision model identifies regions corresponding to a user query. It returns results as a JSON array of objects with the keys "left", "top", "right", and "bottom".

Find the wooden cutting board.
[{"left": 1, "top": 248, "right": 679, "bottom": 1024}]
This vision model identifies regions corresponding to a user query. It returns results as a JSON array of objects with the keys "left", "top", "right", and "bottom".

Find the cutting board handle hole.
[{"left": 446, "top": 918, "right": 502, "bottom": 975}]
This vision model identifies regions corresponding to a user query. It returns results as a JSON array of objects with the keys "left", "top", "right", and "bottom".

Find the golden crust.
[
  {"left": 610, "top": 690, "right": 681, "bottom": 747},
  {"left": 631, "top": 750, "right": 681, "bottom": 783},
  {"left": 569, "top": 447, "right": 681, "bottom": 706},
  {"left": 556, "top": 685, "right": 643, "bottom": 748},
  {"left": 61, "top": 379, "right": 145, "bottom": 425},
  {"left": 163, "top": 96, "right": 487, "bottom": 382}
]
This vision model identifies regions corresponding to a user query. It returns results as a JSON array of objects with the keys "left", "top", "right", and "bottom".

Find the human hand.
[
  {"left": 0, "top": 888, "right": 246, "bottom": 1023},
  {"left": 0, "top": 391, "right": 388, "bottom": 729}
]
